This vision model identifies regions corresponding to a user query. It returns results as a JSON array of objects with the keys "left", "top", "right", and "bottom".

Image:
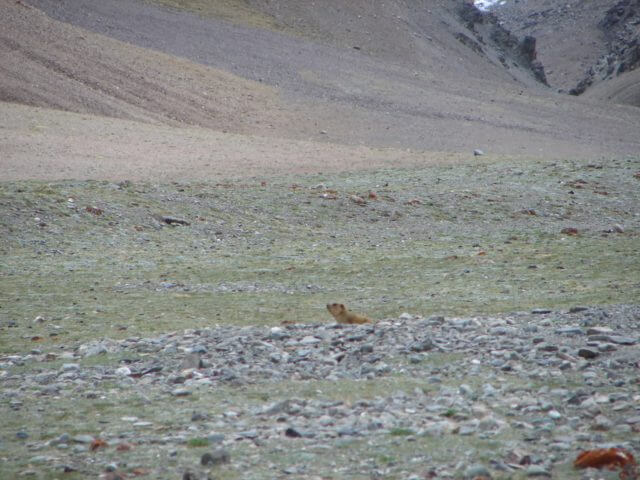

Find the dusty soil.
[
  {"left": 1, "top": 0, "right": 640, "bottom": 182},
  {"left": 0, "top": 103, "right": 464, "bottom": 181},
  {"left": 585, "top": 68, "right": 640, "bottom": 105}
]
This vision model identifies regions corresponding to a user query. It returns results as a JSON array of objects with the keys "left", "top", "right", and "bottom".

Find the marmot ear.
[{"left": 340, "top": 303, "right": 345, "bottom": 309}]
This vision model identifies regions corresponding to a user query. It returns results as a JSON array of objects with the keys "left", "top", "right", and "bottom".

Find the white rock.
[
  {"left": 300, "top": 335, "right": 321, "bottom": 345},
  {"left": 133, "top": 421, "right": 153, "bottom": 428}
]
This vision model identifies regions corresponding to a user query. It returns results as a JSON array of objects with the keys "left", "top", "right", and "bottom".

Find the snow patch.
[{"left": 475, "top": 0, "right": 508, "bottom": 11}]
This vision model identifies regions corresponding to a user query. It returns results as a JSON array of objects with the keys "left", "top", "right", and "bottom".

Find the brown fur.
[{"left": 326, "top": 303, "right": 373, "bottom": 324}]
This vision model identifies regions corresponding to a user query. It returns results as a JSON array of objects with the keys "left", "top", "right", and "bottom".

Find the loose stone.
[
  {"left": 171, "top": 388, "right": 191, "bottom": 397},
  {"left": 526, "top": 465, "right": 551, "bottom": 477},
  {"left": 200, "top": 449, "right": 230, "bottom": 466},
  {"left": 464, "top": 464, "right": 492, "bottom": 479},
  {"left": 577, "top": 348, "right": 599, "bottom": 359}
]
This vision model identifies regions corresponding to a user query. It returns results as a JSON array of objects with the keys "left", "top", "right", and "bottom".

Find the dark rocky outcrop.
[
  {"left": 571, "top": 0, "right": 640, "bottom": 95},
  {"left": 456, "top": 1, "right": 548, "bottom": 84}
]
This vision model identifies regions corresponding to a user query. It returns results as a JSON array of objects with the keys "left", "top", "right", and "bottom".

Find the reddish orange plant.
[{"left": 574, "top": 448, "right": 637, "bottom": 479}]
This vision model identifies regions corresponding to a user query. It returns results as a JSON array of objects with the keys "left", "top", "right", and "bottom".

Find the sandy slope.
[
  {"left": 1, "top": 102, "right": 467, "bottom": 181},
  {"left": 1, "top": 0, "right": 639, "bottom": 181},
  {"left": 585, "top": 68, "right": 640, "bottom": 106},
  {"left": 0, "top": 2, "right": 298, "bottom": 135}
]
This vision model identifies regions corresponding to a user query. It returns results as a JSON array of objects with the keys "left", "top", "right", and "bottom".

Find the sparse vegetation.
[
  {"left": 187, "top": 438, "right": 211, "bottom": 448},
  {"left": 2, "top": 156, "right": 638, "bottom": 353}
]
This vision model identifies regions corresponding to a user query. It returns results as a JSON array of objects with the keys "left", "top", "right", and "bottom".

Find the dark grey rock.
[
  {"left": 577, "top": 348, "right": 599, "bottom": 359},
  {"left": 191, "top": 411, "right": 206, "bottom": 422},
  {"left": 182, "top": 471, "right": 197, "bottom": 480},
  {"left": 410, "top": 339, "right": 434, "bottom": 352},
  {"left": 285, "top": 426, "right": 315, "bottom": 438},
  {"left": 200, "top": 449, "right": 230, "bottom": 466},
  {"left": 588, "top": 334, "right": 613, "bottom": 342},
  {"left": 536, "top": 343, "right": 558, "bottom": 352},
  {"left": 569, "top": 306, "right": 588, "bottom": 313},
  {"left": 360, "top": 343, "right": 374, "bottom": 353},
  {"left": 188, "top": 345, "right": 207, "bottom": 354},
  {"left": 408, "top": 354, "right": 423, "bottom": 364}
]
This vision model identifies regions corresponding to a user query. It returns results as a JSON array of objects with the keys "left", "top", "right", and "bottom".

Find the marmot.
[{"left": 326, "top": 303, "right": 373, "bottom": 324}]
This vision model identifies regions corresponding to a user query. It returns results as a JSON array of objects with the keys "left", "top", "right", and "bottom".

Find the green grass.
[
  {"left": 1, "top": 156, "right": 639, "bottom": 354},
  {"left": 143, "top": 0, "right": 281, "bottom": 30},
  {"left": 187, "top": 437, "right": 210, "bottom": 447},
  {"left": 388, "top": 427, "right": 415, "bottom": 436}
]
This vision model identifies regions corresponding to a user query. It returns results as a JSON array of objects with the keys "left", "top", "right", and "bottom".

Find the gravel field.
[
  {"left": 2, "top": 305, "right": 639, "bottom": 479},
  {"left": 2, "top": 155, "right": 640, "bottom": 478}
]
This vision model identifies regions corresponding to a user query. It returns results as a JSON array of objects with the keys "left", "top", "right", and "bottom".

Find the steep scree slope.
[{"left": 1, "top": 0, "right": 639, "bottom": 176}]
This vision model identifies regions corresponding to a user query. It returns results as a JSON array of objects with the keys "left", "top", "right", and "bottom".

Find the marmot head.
[{"left": 326, "top": 303, "right": 346, "bottom": 316}]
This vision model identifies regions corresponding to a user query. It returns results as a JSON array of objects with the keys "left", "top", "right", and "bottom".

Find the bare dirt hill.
[
  {"left": 0, "top": 2, "right": 299, "bottom": 135},
  {"left": 584, "top": 67, "right": 640, "bottom": 105},
  {"left": 0, "top": 102, "right": 463, "bottom": 181},
  {"left": 1, "top": 0, "right": 639, "bottom": 181}
]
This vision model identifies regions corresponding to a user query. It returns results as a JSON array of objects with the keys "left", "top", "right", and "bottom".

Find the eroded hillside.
[{"left": 1, "top": 0, "right": 639, "bottom": 181}]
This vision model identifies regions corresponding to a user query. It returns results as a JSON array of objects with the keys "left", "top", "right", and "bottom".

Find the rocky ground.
[
  {"left": 1, "top": 156, "right": 639, "bottom": 479},
  {"left": 2, "top": 305, "right": 639, "bottom": 479},
  {"left": 489, "top": 0, "right": 640, "bottom": 107},
  {"left": 2, "top": 1, "right": 640, "bottom": 479}
]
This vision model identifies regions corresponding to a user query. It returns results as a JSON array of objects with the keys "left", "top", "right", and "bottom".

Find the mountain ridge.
[{"left": 1, "top": 0, "right": 639, "bottom": 181}]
